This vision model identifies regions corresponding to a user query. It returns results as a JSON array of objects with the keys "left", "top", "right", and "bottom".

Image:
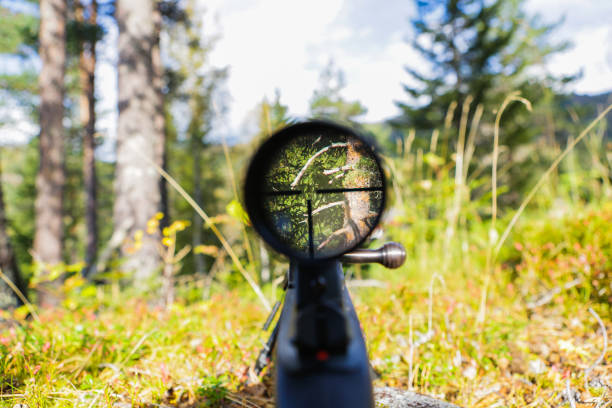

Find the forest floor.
[{"left": 1, "top": 206, "right": 611, "bottom": 408}]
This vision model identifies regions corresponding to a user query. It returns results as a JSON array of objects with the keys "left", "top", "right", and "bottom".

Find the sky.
[{"left": 1, "top": 0, "right": 612, "bottom": 149}]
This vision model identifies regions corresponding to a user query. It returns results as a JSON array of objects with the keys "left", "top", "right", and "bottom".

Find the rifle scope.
[{"left": 244, "top": 120, "right": 386, "bottom": 262}]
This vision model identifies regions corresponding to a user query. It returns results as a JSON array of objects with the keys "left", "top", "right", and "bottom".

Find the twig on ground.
[
  {"left": 526, "top": 278, "right": 582, "bottom": 309},
  {"left": 121, "top": 330, "right": 155, "bottom": 365},
  {"left": 566, "top": 379, "right": 577, "bottom": 408},
  {"left": 73, "top": 340, "right": 101, "bottom": 379},
  {"left": 225, "top": 391, "right": 262, "bottom": 408},
  {"left": 584, "top": 307, "right": 609, "bottom": 395}
]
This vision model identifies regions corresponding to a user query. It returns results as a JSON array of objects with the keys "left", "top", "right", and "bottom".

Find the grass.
[
  {"left": 2, "top": 98, "right": 611, "bottom": 407},
  {"left": 1, "top": 205, "right": 610, "bottom": 407}
]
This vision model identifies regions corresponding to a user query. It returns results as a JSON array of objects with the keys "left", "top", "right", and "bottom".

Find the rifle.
[{"left": 244, "top": 120, "right": 406, "bottom": 408}]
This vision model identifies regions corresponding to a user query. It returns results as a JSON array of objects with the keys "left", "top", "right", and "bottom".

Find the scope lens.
[{"left": 245, "top": 121, "right": 385, "bottom": 261}]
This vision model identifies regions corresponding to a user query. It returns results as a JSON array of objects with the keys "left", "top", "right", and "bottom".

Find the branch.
[
  {"left": 312, "top": 200, "right": 345, "bottom": 216},
  {"left": 526, "top": 278, "right": 582, "bottom": 309},
  {"left": 323, "top": 164, "right": 355, "bottom": 176},
  {"left": 584, "top": 307, "right": 608, "bottom": 393},
  {"left": 290, "top": 142, "right": 347, "bottom": 189},
  {"left": 317, "top": 225, "right": 351, "bottom": 250},
  {"left": 298, "top": 201, "right": 346, "bottom": 225}
]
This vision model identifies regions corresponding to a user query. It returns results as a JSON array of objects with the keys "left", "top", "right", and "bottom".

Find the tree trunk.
[
  {"left": 0, "top": 153, "right": 27, "bottom": 309},
  {"left": 344, "top": 139, "right": 371, "bottom": 241},
  {"left": 35, "top": 0, "right": 67, "bottom": 307},
  {"left": 77, "top": 0, "right": 98, "bottom": 277},
  {"left": 115, "top": 0, "right": 161, "bottom": 284},
  {"left": 152, "top": 3, "right": 169, "bottom": 228},
  {"left": 191, "top": 138, "right": 206, "bottom": 275}
]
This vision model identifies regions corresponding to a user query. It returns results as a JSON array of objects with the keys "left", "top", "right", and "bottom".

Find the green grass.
[
  {"left": 1, "top": 205, "right": 610, "bottom": 408},
  {"left": 2, "top": 98, "right": 611, "bottom": 407}
]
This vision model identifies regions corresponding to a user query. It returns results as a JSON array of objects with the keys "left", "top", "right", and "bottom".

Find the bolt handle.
[{"left": 340, "top": 242, "right": 406, "bottom": 269}]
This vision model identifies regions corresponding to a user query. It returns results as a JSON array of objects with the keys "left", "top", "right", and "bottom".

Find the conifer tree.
[
  {"left": 310, "top": 61, "right": 367, "bottom": 125},
  {"left": 395, "top": 0, "right": 570, "bottom": 150}
]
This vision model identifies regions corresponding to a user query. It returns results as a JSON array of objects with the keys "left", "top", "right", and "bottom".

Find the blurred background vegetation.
[{"left": 0, "top": 0, "right": 610, "bottom": 407}]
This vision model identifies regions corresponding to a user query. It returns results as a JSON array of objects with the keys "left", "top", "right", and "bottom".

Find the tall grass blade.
[
  {"left": 128, "top": 145, "right": 271, "bottom": 311},
  {"left": 494, "top": 102, "right": 612, "bottom": 256}
]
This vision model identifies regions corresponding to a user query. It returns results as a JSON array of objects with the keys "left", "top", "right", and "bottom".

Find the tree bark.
[
  {"left": 77, "top": 0, "right": 98, "bottom": 277},
  {"left": 343, "top": 139, "right": 371, "bottom": 241},
  {"left": 115, "top": 0, "right": 162, "bottom": 284},
  {"left": 191, "top": 137, "right": 206, "bottom": 275},
  {"left": 152, "top": 3, "right": 169, "bottom": 228},
  {"left": 35, "top": 0, "right": 67, "bottom": 307},
  {"left": 0, "top": 153, "right": 27, "bottom": 309}
]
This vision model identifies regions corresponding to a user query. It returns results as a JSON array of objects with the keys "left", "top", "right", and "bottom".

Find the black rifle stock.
[
  {"left": 275, "top": 260, "right": 373, "bottom": 407},
  {"left": 255, "top": 243, "right": 406, "bottom": 408}
]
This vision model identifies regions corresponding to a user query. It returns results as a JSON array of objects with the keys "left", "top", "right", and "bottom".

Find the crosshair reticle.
[{"left": 244, "top": 121, "right": 385, "bottom": 261}]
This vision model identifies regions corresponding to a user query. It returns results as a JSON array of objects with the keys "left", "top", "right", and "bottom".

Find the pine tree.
[
  {"left": 34, "top": 0, "right": 68, "bottom": 306},
  {"left": 394, "top": 0, "right": 571, "bottom": 150},
  {"left": 309, "top": 61, "right": 367, "bottom": 125},
  {"left": 0, "top": 151, "right": 27, "bottom": 309},
  {"left": 75, "top": 0, "right": 100, "bottom": 276},
  {"left": 114, "top": 0, "right": 163, "bottom": 285},
  {"left": 163, "top": 0, "right": 227, "bottom": 277}
]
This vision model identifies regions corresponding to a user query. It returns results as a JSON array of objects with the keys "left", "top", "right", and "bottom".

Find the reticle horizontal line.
[
  {"left": 263, "top": 190, "right": 303, "bottom": 196},
  {"left": 316, "top": 186, "right": 384, "bottom": 194}
]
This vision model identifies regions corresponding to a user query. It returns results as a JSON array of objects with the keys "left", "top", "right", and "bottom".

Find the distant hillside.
[
  {"left": 570, "top": 90, "right": 612, "bottom": 107},
  {"left": 568, "top": 90, "right": 612, "bottom": 140}
]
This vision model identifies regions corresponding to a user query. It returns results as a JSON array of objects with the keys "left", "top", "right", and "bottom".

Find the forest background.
[{"left": 0, "top": 0, "right": 611, "bottom": 407}]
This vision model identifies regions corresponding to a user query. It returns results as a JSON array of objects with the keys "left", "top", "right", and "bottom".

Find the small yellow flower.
[
  {"left": 162, "top": 237, "right": 174, "bottom": 247},
  {"left": 154, "top": 212, "right": 164, "bottom": 220},
  {"left": 146, "top": 218, "right": 159, "bottom": 234},
  {"left": 169, "top": 220, "right": 190, "bottom": 233}
]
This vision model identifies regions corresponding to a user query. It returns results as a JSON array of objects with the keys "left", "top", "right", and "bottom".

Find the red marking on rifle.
[{"left": 315, "top": 350, "right": 329, "bottom": 361}]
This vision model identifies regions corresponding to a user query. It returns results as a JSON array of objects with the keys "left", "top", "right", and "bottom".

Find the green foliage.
[
  {"left": 309, "top": 60, "right": 367, "bottom": 124},
  {"left": 397, "top": 0, "right": 569, "bottom": 129},
  {"left": 1, "top": 201, "right": 610, "bottom": 407},
  {"left": 1, "top": 142, "right": 37, "bottom": 279},
  {"left": 507, "top": 205, "right": 612, "bottom": 306},
  {"left": 196, "top": 375, "right": 229, "bottom": 407},
  {"left": 393, "top": 0, "right": 576, "bottom": 204},
  {"left": 257, "top": 90, "right": 291, "bottom": 139},
  {"left": 0, "top": 5, "right": 38, "bottom": 55}
]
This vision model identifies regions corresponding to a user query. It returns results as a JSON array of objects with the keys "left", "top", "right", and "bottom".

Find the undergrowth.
[{"left": 1, "top": 206, "right": 610, "bottom": 408}]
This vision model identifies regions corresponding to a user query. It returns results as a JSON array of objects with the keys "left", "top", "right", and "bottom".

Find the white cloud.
[
  {"left": 203, "top": 0, "right": 345, "bottom": 130},
  {"left": 524, "top": 0, "right": 612, "bottom": 94}
]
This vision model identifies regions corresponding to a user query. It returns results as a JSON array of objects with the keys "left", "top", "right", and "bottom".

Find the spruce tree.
[{"left": 394, "top": 0, "right": 571, "bottom": 150}]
